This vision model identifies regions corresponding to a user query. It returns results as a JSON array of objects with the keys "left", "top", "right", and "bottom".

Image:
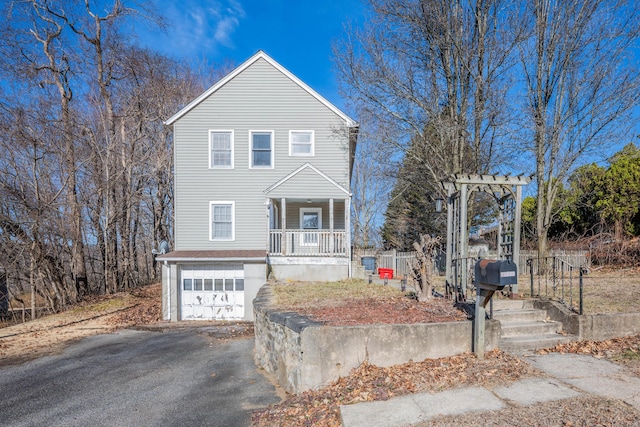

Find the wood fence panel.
[
  {"left": 355, "top": 248, "right": 590, "bottom": 279},
  {"left": 519, "top": 250, "right": 591, "bottom": 274}
]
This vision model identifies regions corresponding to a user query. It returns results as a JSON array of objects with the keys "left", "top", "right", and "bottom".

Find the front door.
[{"left": 300, "top": 207, "right": 322, "bottom": 246}]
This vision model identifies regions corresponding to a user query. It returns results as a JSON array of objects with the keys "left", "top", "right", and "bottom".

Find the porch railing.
[{"left": 269, "top": 229, "right": 347, "bottom": 256}]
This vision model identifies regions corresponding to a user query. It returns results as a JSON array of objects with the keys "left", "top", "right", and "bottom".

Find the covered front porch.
[
  {"left": 263, "top": 163, "right": 352, "bottom": 281},
  {"left": 267, "top": 198, "right": 349, "bottom": 257}
]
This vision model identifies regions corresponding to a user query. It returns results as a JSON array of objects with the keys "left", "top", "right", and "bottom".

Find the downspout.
[{"left": 165, "top": 260, "right": 170, "bottom": 321}]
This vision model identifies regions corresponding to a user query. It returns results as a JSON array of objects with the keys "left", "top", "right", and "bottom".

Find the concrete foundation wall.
[
  {"left": 578, "top": 312, "right": 640, "bottom": 341},
  {"left": 533, "top": 300, "right": 640, "bottom": 341},
  {"left": 254, "top": 284, "right": 500, "bottom": 394},
  {"left": 269, "top": 257, "right": 349, "bottom": 282},
  {"left": 242, "top": 263, "right": 267, "bottom": 321}
]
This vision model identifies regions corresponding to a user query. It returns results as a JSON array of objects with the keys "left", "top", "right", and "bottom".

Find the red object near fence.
[{"left": 378, "top": 268, "right": 394, "bottom": 280}]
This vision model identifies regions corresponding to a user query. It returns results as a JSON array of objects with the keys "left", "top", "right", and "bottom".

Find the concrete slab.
[
  {"left": 492, "top": 377, "right": 581, "bottom": 406},
  {"left": 525, "top": 353, "right": 623, "bottom": 378},
  {"left": 525, "top": 353, "right": 640, "bottom": 410},
  {"left": 412, "top": 386, "right": 505, "bottom": 418},
  {"left": 340, "top": 393, "right": 425, "bottom": 427},
  {"left": 341, "top": 353, "right": 640, "bottom": 427},
  {"left": 340, "top": 386, "right": 505, "bottom": 427}
]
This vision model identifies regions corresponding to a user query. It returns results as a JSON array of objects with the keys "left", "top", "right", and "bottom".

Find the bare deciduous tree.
[
  {"left": 334, "top": 0, "right": 522, "bottom": 244},
  {"left": 0, "top": 0, "right": 208, "bottom": 317},
  {"left": 518, "top": 0, "right": 640, "bottom": 257}
]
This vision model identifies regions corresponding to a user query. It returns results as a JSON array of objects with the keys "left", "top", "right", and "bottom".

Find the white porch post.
[
  {"left": 329, "top": 198, "right": 334, "bottom": 254},
  {"left": 281, "top": 198, "right": 287, "bottom": 255},
  {"left": 265, "top": 198, "right": 271, "bottom": 254}
]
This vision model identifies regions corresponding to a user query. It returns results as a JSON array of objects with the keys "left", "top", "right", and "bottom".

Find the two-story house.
[{"left": 158, "top": 51, "right": 358, "bottom": 321}]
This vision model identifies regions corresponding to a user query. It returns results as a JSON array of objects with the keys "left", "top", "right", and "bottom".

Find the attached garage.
[
  {"left": 181, "top": 264, "right": 245, "bottom": 320},
  {"left": 157, "top": 250, "right": 267, "bottom": 322}
]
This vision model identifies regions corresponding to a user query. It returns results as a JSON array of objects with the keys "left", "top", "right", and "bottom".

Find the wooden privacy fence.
[
  {"left": 353, "top": 249, "right": 421, "bottom": 278},
  {"left": 519, "top": 250, "right": 591, "bottom": 274},
  {"left": 354, "top": 248, "right": 591, "bottom": 279},
  {"left": 376, "top": 250, "right": 417, "bottom": 278}
]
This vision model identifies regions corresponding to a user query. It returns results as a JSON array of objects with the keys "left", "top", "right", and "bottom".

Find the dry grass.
[
  {"left": 272, "top": 278, "right": 404, "bottom": 309},
  {"left": 70, "top": 295, "right": 133, "bottom": 313},
  {"left": 514, "top": 268, "right": 640, "bottom": 314},
  {"left": 273, "top": 269, "right": 640, "bottom": 315},
  {"left": 0, "top": 284, "right": 162, "bottom": 366},
  {"left": 582, "top": 269, "right": 640, "bottom": 313}
]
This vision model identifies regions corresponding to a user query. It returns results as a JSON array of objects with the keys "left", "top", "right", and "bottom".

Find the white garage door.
[{"left": 181, "top": 264, "right": 244, "bottom": 320}]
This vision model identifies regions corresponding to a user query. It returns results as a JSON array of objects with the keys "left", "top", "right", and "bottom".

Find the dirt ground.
[{"left": 0, "top": 284, "right": 163, "bottom": 367}]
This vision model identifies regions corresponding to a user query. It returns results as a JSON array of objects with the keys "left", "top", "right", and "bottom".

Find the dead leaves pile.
[
  {"left": 538, "top": 334, "right": 640, "bottom": 375},
  {"left": 251, "top": 350, "right": 535, "bottom": 427},
  {"left": 106, "top": 283, "right": 162, "bottom": 326},
  {"left": 290, "top": 296, "right": 468, "bottom": 326}
]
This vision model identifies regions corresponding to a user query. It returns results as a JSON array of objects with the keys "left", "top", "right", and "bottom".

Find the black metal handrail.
[{"left": 526, "top": 257, "right": 585, "bottom": 314}]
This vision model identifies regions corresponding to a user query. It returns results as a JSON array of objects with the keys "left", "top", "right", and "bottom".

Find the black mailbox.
[
  {"left": 474, "top": 259, "right": 517, "bottom": 289},
  {"left": 474, "top": 259, "right": 517, "bottom": 308}
]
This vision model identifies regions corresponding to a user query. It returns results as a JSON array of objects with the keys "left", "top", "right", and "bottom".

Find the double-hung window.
[
  {"left": 289, "top": 130, "right": 314, "bottom": 156},
  {"left": 209, "top": 130, "right": 233, "bottom": 168},
  {"left": 210, "top": 202, "right": 234, "bottom": 241},
  {"left": 250, "top": 131, "right": 274, "bottom": 168}
]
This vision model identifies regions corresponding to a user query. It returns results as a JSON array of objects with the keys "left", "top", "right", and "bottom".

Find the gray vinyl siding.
[
  {"left": 173, "top": 57, "right": 351, "bottom": 251},
  {"left": 284, "top": 202, "right": 347, "bottom": 230},
  {"left": 265, "top": 167, "right": 349, "bottom": 199}
]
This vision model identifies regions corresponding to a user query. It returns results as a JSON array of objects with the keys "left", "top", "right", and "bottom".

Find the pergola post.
[{"left": 442, "top": 174, "right": 531, "bottom": 300}]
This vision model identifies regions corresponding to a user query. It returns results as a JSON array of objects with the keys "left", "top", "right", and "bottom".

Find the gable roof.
[
  {"left": 264, "top": 163, "right": 351, "bottom": 198},
  {"left": 165, "top": 50, "right": 357, "bottom": 127}
]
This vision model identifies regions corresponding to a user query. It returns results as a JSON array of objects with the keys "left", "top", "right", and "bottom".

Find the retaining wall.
[
  {"left": 253, "top": 284, "right": 500, "bottom": 394},
  {"left": 534, "top": 300, "right": 640, "bottom": 341}
]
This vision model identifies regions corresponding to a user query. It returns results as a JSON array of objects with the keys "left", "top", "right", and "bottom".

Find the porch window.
[
  {"left": 250, "top": 131, "right": 274, "bottom": 168},
  {"left": 300, "top": 207, "right": 322, "bottom": 246},
  {"left": 209, "top": 130, "right": 233, "bottom": 168},
  {"left": 289, "top": 130, "right": 314, "bottom": 156},
  {"left": 210, "top": 201, "right": 234, "bottom": 241}
]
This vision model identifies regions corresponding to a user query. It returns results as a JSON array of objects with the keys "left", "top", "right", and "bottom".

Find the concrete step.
[
  {"left": 492, "top": 308, "right": 547, "bottom": 323},
  {"left": 500, "top": 333, "right": 577, "bottom": 354},
  {"left": 491, "top": 299, "right": 534, "bottom": 310},
  {"left": 500, "top": 320, "right": 562, "bottom": 338}
]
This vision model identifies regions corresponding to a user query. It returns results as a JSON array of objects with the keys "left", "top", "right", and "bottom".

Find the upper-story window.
[
  {"left": 289, "top": 130, "right": 314, "bottom": 156},
  {"left": 250, "top": 130, "right": 274, "bottom": 168},
  {"left": 210, "top": 201, "right": 234, "bottom": 241},
  {"left": 209, "top": 130, "right": 233, "bottom": 168}
]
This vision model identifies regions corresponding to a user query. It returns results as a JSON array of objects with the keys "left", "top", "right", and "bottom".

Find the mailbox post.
[{"left": 473, "top": 259, "right": 517, "bottom": 358}]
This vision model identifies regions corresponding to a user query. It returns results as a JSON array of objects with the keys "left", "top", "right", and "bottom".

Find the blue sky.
[{"left": 137, "top": 0, "right": 366, "bottom": 111}]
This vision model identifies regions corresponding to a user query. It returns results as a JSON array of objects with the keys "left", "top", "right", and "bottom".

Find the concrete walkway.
[{"left": 340, "top": 353, "right": 640, "bottom": 427}]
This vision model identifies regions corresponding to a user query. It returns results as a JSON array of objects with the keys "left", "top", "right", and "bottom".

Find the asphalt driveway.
[{"left": 0, "top": 327, "right": 281, "bottom": 426}]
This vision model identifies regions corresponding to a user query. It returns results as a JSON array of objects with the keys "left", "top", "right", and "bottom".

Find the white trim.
[
  {"left": 249, "top": 130, "right": 275, "bottom": 169},
  {"left": 164, "top": 51, "right": 357, "bottom": 127},
  {"left": 160, "top": 257, "right": 264, "bottom": 262},
  {"left": 289, "top": 130, "right": 315, "bottom": 157},
  {"left": 299, "top": 207, "right": 322, "bottom": 229},
  {"left": 209, "top": 201, "right": 235, "bottom": 241},
  {"left": 269, "top": 202, "right": 279, "bottom": 229},
  {"left": 300, "top": 207, "right": 322, "bottom": 246},
  {"left": 264, "top": 162, "right": 351, "bottom": 196},
  {"left": 209, "top": 130, "right": 234, "bottom": 169}
]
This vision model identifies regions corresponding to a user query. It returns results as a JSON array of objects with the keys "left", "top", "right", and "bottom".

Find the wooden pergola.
[{"left": 442, "top": 174, "right": 531, "bottom": 300}]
